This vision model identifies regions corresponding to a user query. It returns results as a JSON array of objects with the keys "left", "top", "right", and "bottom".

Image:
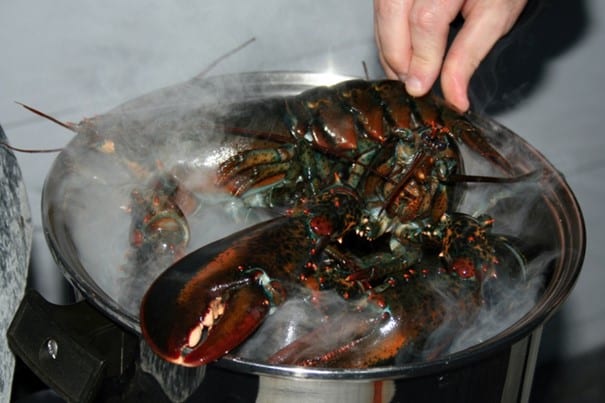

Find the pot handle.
[{"left": 7, "top": 289, "right": 138, "bottom": 403}]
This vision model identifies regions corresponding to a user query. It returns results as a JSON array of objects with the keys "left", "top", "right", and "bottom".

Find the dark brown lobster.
[{"left": 134, "top": 79, "right": 527, "bottom": 368}]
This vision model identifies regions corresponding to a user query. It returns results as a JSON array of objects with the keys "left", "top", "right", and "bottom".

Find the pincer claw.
[
  {"left": 140, "top": 213, "right": 325, "bottom": 367},
  {"left": 140, "top": 248, "right": 275, "bottom": 366},
  {"left": 177, "top": 285, "right": 272, "bottom": 366}
]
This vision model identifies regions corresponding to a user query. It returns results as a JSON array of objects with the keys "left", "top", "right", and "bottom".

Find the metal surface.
[{"left": 40, "top": 72, "right": 585, "bottom": 385}]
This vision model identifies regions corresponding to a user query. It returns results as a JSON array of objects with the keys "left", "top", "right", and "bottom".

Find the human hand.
[{"left": 374, "top": 0, "right": 528, "bottom": 111}]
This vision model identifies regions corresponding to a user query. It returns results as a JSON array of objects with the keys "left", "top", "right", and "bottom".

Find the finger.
[
  {"left": 374, "top": 0, "right": 414, "bottom": 79},
  {"left": 441, "top": 0, "right": 528, "bottom": 111},
  {"left": 405, "top": 0, "right": 464, "bottom": 96}
]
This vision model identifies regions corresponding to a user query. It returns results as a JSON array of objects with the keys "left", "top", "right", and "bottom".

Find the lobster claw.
[
  {"left": 140, "top": 215, "right": 309, "bottom": 366},
  {"left": 140, "top": 188, "right": 362, "bottom": 366},
  {"left": 141, "top": 267, "right": 271, "bottom": 367},
  {"left": 139, "top": 187, "right": 362, "bottom": 367}
]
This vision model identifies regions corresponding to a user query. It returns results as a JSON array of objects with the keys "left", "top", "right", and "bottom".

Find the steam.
[
  {"left": 45, "top": 72, "right": 560, "bottom": 368},
  {"left": 234, "top": 288, "right": 379, "bottom": 362},
  {"left": 48, "top": 74, "right": 279, "bottom": 314}
]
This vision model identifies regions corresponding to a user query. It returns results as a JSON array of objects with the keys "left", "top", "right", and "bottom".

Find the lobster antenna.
[
  {"left": 15, "top": 102, "right": 76, "bottom": 132},
  {"left": 194, "top": 37, "right": 257, "bottom": 80},
  {"left": 0, "top": 142, "right": 63, "bottom": 153},
  {"left": 362, "top": 61, "right": 370, "bottom": 80},
  {"left": 382, "top": 151, "right": 427, "bottom": 214},
  {"left": 4, "top": 102, "right": 75, "bottom": 153},
  {"left": 446, "top": 170, "right": 540, "bottom": 184}
]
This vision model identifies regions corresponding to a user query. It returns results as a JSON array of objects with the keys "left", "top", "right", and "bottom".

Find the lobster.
[{"left": 134, "top": 78, "right": 528, "bottom": 368}]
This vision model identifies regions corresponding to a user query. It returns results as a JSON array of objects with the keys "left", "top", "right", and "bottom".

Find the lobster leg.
[
  {"left": 438, "top": 105, "right": 515, "bottom": 175},
  {"left": 140, "top": 188, "right": 362, "bottom": 367},
  {"left": 216, "top": 145, "right": 297, "bottom": 196}
]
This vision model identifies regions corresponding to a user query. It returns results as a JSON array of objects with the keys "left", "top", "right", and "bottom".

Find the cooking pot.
[{"left": 8, "top": 72, "right": 585, "bottom": 403}]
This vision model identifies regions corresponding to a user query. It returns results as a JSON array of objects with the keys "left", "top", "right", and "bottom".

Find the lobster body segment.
[{"left": 137, "top": 79, "right": 528, "bottom": 368}]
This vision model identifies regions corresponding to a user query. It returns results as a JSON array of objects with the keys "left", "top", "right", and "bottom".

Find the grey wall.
[{"left": 0, "top": 0, "right": 602, "bottom": 363}]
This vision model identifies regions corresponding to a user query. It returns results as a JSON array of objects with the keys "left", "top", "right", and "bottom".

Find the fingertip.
[
  {"left": 452, "top": 96, "right": 470, "bottom": 113},
  {"left": 441, "top": 72, "right": 470, "bottom": 112},
  {"left": 405, "top": 76, "right": 425, "bottom": 96}
]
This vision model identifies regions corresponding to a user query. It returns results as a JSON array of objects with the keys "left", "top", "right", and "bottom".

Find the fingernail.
[{"left": 405, "top": 76, "right": 422, "bottom": 95}]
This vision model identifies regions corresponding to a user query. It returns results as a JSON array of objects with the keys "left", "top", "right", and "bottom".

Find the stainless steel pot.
[{"left": 10, "top": 72, "right": 585, "bottom": 403}]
